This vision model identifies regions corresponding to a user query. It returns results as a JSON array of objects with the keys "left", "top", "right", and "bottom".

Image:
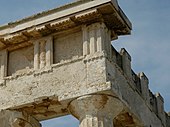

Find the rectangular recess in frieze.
[
  {"left": 53, "top": 30, "right": 83, "bottom": 64},
  {"left": 8, "top": 46, "right": 34, "bottom": 76}
]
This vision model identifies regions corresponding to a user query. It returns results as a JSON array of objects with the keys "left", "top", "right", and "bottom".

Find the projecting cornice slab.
[{"left": 0, "top": 0, "right": 132, "bottom": 50}]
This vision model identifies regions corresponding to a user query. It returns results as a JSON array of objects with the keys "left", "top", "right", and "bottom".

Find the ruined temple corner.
[{"left": 0, "top": 0, "right": 169, "bottom": 127}]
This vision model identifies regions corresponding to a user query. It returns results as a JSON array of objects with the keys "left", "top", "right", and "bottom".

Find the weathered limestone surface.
[
  {"left": 0, "top": 53, "right": 108, "bottom": 109},
  {"left": 0, "top": 0, "right": 169, "bottom": 127}
]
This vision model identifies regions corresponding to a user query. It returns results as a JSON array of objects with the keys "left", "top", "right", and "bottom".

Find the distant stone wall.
[
  {"left": 166, "top": 113, "right": 170, "bottom": 127},
  {"left": 109, "top": 46, "right": 167, "bottom": 126}
]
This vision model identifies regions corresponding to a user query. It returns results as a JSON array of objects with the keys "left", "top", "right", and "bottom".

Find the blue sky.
[{"left": 0, "top": 0, "right": 170, "bottom": 126}]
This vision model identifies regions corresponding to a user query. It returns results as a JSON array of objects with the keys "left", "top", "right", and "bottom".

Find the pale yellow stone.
[{"left": 0, "top": 0, "right": 168, "bottom": 127}]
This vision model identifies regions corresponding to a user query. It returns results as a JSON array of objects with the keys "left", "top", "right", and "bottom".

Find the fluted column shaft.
[
  {"left": 69, "top": 94, "right": 124, "bottom": 127},
  {"left": 0, "top": 49, "right": 8, "bottom": 78},
  {"left": 80, "top": 115, "right": 114, "bottom": 127}
]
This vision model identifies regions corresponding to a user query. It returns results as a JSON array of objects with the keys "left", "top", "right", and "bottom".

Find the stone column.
[
  {"left": 0, "top": 49, "right": 8, "bottom": 78},
  {"left": 34, "top": 41, "right": 40, "bottom": 70},
  {"left": 89, "top": 25, "right": 97, "bottom": 54},
  {"left": 155, "top": 93, "right": 166, "bottom": 126},
  {"left": 69, "top": 95, "right": 124, "bottom": 127},
  {"left": 40, "top": 40, "right": 46, "bottom": 69},
  {"left": 96, "top": 23, "right": 105, "bottom": 52},
  {"left": 0, "top": 110, "right": 41, "bottom": 127},
  {"left": 46, "top": 36, "right": 53, "bottom": 67},
  {"left": 34, "top": 36, "right": 53, "bottom": 70},
  {"left": 104, "top": 28, "right": 112, "bottom": 59},
  {"left": 82, "top": 23, "right": 111, "bottom": 56},
  {"left": 120, "top": 48, "right": 132, "bottom": 79},
  {"left": 82, "top": 25, "right": 89, "bottom": 56},
  {"left": 138, "top": 72, "right": 149, "bottom": 104}
]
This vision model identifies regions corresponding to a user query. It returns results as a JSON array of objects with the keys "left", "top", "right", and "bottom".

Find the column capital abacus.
[{"left": 69, "top": 94, "right": 124, "bottom": 127}]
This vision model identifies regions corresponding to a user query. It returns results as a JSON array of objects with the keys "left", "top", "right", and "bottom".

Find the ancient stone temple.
[{"left": 0, "top": 0, "right": 169, "bottom": 127}]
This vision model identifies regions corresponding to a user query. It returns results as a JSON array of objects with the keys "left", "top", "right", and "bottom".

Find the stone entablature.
[
  {"left": 0, "top": 0, "right": 169, "bottom": 127},
  {"left": 0, "top": 0, "right": 131, "bottom": 51}
]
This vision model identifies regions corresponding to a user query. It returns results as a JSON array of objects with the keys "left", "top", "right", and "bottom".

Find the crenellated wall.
[
  {"left": 166, "top": 113, "right": 170, "bottom": 127},
  {"left": 110, "top": 46, "right": 169, "bottom": 126}
]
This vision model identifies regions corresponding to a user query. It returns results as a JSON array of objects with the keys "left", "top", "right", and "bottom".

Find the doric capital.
[{"left": 69, "top": 94, "right": 124, "bottom": 121}]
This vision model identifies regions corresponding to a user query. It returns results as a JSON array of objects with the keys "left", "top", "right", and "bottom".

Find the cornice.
[{"left": 0, "top": 0, "right": 132, "bottom": 50}]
